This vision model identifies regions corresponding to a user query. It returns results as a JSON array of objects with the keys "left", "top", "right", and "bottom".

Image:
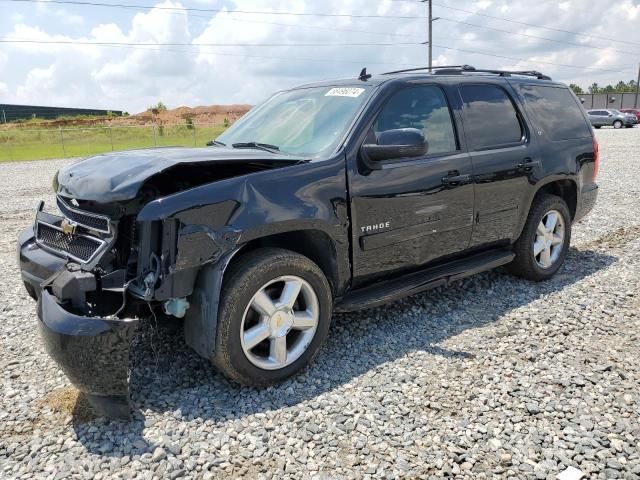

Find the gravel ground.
[{"left": 1, "top": 128, "right": 639, "bottom": 480}]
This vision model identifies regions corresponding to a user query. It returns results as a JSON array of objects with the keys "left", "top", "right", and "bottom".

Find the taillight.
[{"left": 592, "top": 136, "right": 599, "bottom": 181}]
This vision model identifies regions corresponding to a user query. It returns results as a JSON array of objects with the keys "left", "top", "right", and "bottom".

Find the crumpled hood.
[{"left": 56, "top": 146, "right": 306, "bottom": 203}]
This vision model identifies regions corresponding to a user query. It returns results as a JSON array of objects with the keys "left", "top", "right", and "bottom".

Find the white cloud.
[{"left": 1, "top": 0, "right": 639, "bottom": 112}]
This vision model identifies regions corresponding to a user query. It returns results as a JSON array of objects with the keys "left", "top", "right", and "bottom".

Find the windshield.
[{"left": 215, "top": 86, "right": 372, "bottom": 157}]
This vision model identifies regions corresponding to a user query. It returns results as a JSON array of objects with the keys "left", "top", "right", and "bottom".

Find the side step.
[{"left": 335, "top": 248, "right": 514, "bottom": 312}]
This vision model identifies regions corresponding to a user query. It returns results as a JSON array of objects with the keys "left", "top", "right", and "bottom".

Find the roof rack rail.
[
  {"left": 382, "top": 64, "right": 551, "bottom": 80},
  {"left": 436, "top": 67, "right": 551, "bottom": 80},
  {"left": 382, "top": 65, "right": 474, "bottom": 75}
]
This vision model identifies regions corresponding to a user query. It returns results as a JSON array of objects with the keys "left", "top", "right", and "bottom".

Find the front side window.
[
  {"left": 373, "top": 85, "right": 457, "bottom": 155},
  {"left": 216, "top": 86, "right": 372, "bottom": 157},
  {"left": 459, "top": 84, "right": 523, "bottom": 150}
]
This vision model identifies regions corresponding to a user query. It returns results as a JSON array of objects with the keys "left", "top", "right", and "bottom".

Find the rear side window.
[
  {"left": 520, "top": 85, "right": 592, "bottom": 142},
  {"left": 459, "top": 84, "right": 523, "bottom": 150},
  {"left": 519, "top": 85, "right": 592, "bottom": 141}
]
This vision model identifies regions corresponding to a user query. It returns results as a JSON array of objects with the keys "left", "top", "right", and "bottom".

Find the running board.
[{"left": 336, "top": 248, "right": 514, "bottom": 312}]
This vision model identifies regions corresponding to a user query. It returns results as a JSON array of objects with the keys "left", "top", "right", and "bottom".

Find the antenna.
[{"left": 359, "top": 67, "right": 372, "bottom": 81}]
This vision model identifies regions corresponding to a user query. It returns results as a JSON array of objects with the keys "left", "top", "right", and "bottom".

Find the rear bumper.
[
  {"left": 575, "top": 183, "right": 598, "bottom": 223},
  {"left": 18, "top": 226, "right": 139, "bottom": 418}
]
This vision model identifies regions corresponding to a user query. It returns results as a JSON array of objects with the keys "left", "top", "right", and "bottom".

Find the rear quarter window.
[{"left": 519, "top": 85, "right": 592, "bottom": 141}]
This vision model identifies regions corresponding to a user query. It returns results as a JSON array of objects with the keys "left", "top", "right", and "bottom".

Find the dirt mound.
[
  {"left": 129, "top": 104, "right": 252, "bottom": 126},
  {"left": 0, "top": 104, "right": 252, "bottom": 129}
]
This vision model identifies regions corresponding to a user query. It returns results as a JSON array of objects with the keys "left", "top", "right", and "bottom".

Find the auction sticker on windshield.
[{"left": 325, "top": 87, "right": 365, "bottom": 98}]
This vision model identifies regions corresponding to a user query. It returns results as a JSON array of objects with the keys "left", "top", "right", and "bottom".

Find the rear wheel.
[
  {"left": 213, "top": 248, "right": 332, "bottom": 386},
  {"left": 613, "top": 120, "right": 623, "bottom": 129},
  {"left": 594, "top": 125, "right": 601, "bottom": 129},
  {"left": 508, "top": 194, "right": 571, "bottom": 281}
]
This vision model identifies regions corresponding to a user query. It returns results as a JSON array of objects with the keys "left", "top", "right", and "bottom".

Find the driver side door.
[{"left": 347, "top": 84, "right": 474, "bottom": 285}]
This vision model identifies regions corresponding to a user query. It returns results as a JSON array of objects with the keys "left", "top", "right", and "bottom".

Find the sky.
[{"left": 0, "top": 0, "right": 638, "bottom": 113}]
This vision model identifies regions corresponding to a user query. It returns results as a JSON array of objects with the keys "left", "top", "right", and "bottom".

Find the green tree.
[
  {"left": 569, "top": 83, "right": 583, "bottom": 94},
  {"left": 588, "top": 83, "right": 599, "bottom": 94},
  {"left": 149, "top": 101, "right": 168, "bottom": 112}
]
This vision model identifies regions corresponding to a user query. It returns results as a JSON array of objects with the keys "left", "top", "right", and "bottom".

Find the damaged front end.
[
  {"left": 18, "top": 150, "right": 296, "bottom": 418},
  {"left": 19, "top": 196, "right": 221, "bottom": 418},
  {"left": 19, "top": 199, "right": 153, "bottom": 418}
]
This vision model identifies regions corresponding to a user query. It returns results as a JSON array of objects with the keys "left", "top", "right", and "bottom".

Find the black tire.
[
  {"left": 594, "top": 125, "right": 601, "bottom": 129},
  {"left": 213, "top": 248, "right": 332, "bottom": 386},
  {"left": 508, "top": 194, "right": 571, "bottom": 281},
  {"left": 613, "top": 120, "right": 623, "bottom": 129}
]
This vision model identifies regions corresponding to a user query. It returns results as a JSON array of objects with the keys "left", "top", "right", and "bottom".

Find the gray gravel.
[{"left": 1, "top": 128, "right": 639, "bottom": 479}]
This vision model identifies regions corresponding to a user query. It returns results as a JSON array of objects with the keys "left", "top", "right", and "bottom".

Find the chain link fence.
[{"left": 0, "top": 123, "right": 227, "bottom": 162}]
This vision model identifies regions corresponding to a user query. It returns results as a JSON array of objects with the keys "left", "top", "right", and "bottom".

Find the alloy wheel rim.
[
  {"left": 533, "top": 209, "right": 565, "bottom": 269},
  {"left": 240, "top": 275, "right": 319, "bottom": 370}
]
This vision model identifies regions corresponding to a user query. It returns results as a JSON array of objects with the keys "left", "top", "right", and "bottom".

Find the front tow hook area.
[{"left": 37, "top": 290, "right": 140, "bottom": 418}]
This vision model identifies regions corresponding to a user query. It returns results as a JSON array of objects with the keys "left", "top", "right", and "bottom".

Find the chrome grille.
[
  {"left": 36, "top": 222, "right": 103, "bottom": 262},
  {"left": 56, "top": 196, "right": 111, "bottom": 233}
]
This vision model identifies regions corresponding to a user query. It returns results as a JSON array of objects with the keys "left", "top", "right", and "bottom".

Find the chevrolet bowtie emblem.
[{"left": 61, "top": 219, "right": 77, "bottom": 235}]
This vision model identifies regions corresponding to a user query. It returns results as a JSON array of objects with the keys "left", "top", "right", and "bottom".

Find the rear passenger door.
[{"left": 457, "top": 82, "right": 538, "bottom": 247}]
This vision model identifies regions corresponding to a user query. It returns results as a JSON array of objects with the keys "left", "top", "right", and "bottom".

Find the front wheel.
[
  {"left": 213, "top": 248, "right": 333, "bottom": 386},
  {"left": 613, "top": 120, "right": 623, "bottom": 129},
  {"left": 508, "top": 194, "right": 571, "bottom": 281}
]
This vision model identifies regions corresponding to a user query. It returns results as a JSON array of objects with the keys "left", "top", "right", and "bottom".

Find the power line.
[
  {"left": 438, "top": 17, "right": 638, "bottom": 56},
  {"left": 13, "top": 0, "right": 428, "bottom": 41},
  {"left": 0, "top": 38, "right": 425, "bottom": 47},
  {"left": 432, "top": 2, "right": 640, "bottom": 47},
  {"left": 431, "top": 43, "right": 636, "bottom": 73},
  {"left": 3, "top": 0, "right": 429, "bottom": 19},
  {"left": 2, "top": 36, "right": 634, "bottom": 74},
  {"left": 18, "top": 42, "right": 424, "bottom": 67}
]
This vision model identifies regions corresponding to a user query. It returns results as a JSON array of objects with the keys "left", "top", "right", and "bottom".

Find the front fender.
[{"left": 135, "top": 156, "right": 350, "bottom": 302}]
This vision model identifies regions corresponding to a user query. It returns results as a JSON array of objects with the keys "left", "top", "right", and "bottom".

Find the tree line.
[{"left": 569, "top": 79, "right": 639, "bottom": 95}]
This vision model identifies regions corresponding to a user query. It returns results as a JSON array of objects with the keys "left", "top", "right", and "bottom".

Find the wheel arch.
[
  {"left": 515, "top": 177, "right": 578, "bottom": 241},
  {"left": 183, "top": 229, "right": 347, "bottom": 362},
  {"left": 534, "top": 179, "right": 578, "bottom": 220},
  {"left": 229, "top": 229, "right": 345, "bottom": 297}
]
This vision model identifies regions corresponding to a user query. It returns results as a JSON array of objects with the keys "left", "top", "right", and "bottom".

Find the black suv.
[{"left": 18, "top": 65, "right": 599, "bottom": 417}]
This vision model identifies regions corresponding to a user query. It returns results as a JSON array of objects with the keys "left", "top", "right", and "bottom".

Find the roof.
[{"left": 290, "top": 65, "right": 564, "bottom": 91}]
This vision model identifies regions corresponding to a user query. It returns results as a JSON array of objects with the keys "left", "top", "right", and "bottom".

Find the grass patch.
[
  {"left": 36, "top": 386, "right": 97, "bottom": 423},
  {"left": 0, "top": 124, "right": 227, "bottom": 162}
]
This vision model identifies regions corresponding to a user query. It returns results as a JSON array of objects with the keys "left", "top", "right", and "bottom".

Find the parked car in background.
[
  {"left": 619, "top": 108, "right": 640, "bottom": 122},
  {"left": 587, "top": 109, "right": 637, "bottom": 129}
]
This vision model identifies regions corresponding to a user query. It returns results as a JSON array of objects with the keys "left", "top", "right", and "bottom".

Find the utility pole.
[
  {"left": 428, "top": 0, "right": 432, "bottom": 72},
  {"left": 635, "top": 62, "right": 640, "bottom": 108}
]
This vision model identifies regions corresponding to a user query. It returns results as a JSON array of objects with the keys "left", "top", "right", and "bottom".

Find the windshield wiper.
[
  {"left": 232, "top": 141, "right": 280, "bottom": 153},
  {"left": 206, "top": 140, "right": 226, "bottom": 147}
]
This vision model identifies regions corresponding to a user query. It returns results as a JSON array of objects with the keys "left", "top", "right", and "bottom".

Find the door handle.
[
  {"left": 441, "top": 173, "right": 470, "bottom": 185},
  {"left": 516, "top": 158, "right": 541, "bottom": 172}
]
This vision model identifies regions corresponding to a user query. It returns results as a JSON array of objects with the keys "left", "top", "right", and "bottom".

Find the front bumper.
[
  {"left": 18, "top": 226, "right": 140, "bottom": 418},
  {"left": 37, "top": 290, "right": 139, "bottom": 418}
]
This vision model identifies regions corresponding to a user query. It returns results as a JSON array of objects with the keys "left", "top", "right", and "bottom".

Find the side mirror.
[{"left": 362, "top": 128, "right": 428, "bottom": 165}]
